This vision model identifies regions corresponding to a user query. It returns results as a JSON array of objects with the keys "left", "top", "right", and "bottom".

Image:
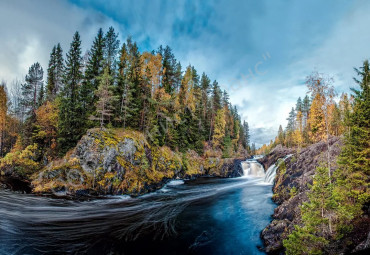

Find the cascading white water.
[
  {"left": 241, "top": 159, "right": 265, "bottom": 177},
  {"left": 241, "top": 154, "right": 293, "bottom": 183},
  {"left": 263, "top": 154, "right": 293, "bottom": 184},
  {"left": 264, "top": 164, "right": 278, "bottom": 184}
]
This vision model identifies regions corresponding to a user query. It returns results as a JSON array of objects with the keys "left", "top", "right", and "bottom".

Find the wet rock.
[
  {"left": 0, "top": 176, "right": 32, "bottom": 193},
  {"left": 261, "top": 219, "right": 292, "bottom": 254}
]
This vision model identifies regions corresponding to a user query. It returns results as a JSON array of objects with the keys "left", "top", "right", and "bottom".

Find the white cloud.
[
  {"left": 1, "top": 0, "right": 369, "bottom": 148},
  {"left": 0, "top": 0, "right": 119, "bottom": 84}
]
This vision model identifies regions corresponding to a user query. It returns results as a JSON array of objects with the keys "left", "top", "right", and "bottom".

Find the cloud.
[
  {"left": 1, "top": 0, "right": 369, "bottom": 147},
  {"left": 0, "top": 0, "right": 119, "bottom": 83}
]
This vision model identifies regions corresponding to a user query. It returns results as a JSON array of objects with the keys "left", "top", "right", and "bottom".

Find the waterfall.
[
  {"left": 241, "top": 154, "right": 293, "bottom": 183},
  {"left": 263, "top": 154, "right": 293, "bottom": 184},
  {"left": 241, "top": 159, "right": 265, "bottom": 177},
  {"left": 264, "top": 164, "right": 278, "bottom": 184}
]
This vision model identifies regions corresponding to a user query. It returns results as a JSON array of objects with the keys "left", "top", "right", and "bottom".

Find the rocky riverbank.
[
  {"left": 260, "top": 137, "right": 370, "bottom": 254},
  {"left": 21, "top": 128, "right": 245, "bottom": 197}
]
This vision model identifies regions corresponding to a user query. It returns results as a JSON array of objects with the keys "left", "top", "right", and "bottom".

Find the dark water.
[{"left": 0, "top": 176, "right": 276, "bottom": 255}]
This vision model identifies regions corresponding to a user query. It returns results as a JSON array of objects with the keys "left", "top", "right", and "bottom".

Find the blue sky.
[{"left": 1, "top": 0, "right": 370, "bottom": 146}]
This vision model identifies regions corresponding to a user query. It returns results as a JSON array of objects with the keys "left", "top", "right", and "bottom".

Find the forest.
[
  {"left": 258, "top": 63, "right": 369, "bottom": 254},
  {"left": 0, "top": 27, "right": 251, "bottom": 178}
]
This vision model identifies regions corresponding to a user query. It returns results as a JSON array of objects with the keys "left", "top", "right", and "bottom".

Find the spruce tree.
[
  {"left": 284, "top": 166, "right": 333, "bottom": 254},
  {"left": 208, "top": 80, "right": 222, "bottom": 140},
  {"left": 103, "top": 26, "right": 120, "bottom": 74},
  {"left": 160, "top": 45, "right": 178, "bottom": 94},
  {"left": 295, "top": 97, "right": 302, "bottom": 112},
  {"left": 89, "top": 67, "right": 117, "bottom": 129},
  {"left": 334, "top": 60, "right": 370, "bottom": 235},
  {"left": 81, "top": 28, "right": 105, "bottom": 128},
  {"left": 21, "top": 62, "right": 44, "bottom": 146},
  {"left": 21, "top": 62, "right": 44, "bottom": 115},
  {"left": 243, "top": 121, "right": 250, "bottom": 149},
  {"left": 58, "top": 31, "right": 84, "bottom": 154},
  {"left": 46, "top": 43, "right": 64, "bottom": 100}
]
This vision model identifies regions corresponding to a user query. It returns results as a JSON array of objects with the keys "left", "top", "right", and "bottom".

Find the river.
[{"left": 0, "top": 159, "right": 276, "bottom": 255}]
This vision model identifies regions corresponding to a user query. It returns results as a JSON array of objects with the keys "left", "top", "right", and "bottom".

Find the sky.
[{"left": 1, "top": 0, "right": 370, "bottom": 147}]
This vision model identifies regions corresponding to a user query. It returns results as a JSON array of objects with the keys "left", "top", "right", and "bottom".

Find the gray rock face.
[
  {"left": 261, "top": 137, "right": 343, "bottom": 254},
  {"left": 33, "top": 129, "right": 246, "bottom": 196},
  {"left": 257, "top": 145, "right": 295, "bottom": 171}
]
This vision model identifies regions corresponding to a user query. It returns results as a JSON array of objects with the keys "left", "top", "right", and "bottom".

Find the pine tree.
[
  {"left": 296, "top": 97, "right": 302, "bottom": 112},
  {"left": 46, "top": 46, "right": 57, "bottom": 99},
  {"left": 243, "top": 121, "right": 250, "bottom": 149},
  {"left": 46, "top": 44, "right": 64, "bottom": 100},
  {"left": 284, "top": 166, "right": 333, "bottom": 254},
  {"left": 37, "top": 83, "right": 44, "bottom": 107},
  {"left": 125, "top": 38, "right": 143, "bottom": 128},
  {"left": 58, "top": 31, "right": 84, "bottom": 154},
  {"left": 199, "top": 73, "right": 211, "bottom": 136},
  {"left": 302, "top": 95, "right": 311, "bottom": 123},
  {"left": 286, "top": 107, "right": 296, "bottom": 132},
  {"left": 115, "top": 42, "right": 135, "bottom": 129},
  {"left": 89, "top": 67, "right": 117, "bottom": 129},
  {"left": 334, "top": 60, "right": 370, "bottom": 235},
  {"left": 81, "top": 28, "right": 105, "bottom": 128},
  {"left": 21, "top": 62, "right": 44, "bottom": 116},
  {"left": 103, "top": 26, "right": 120, "bottom": 74},
  {"left": 160, "top": 45, "right": 178, "bottom": 94},
  {"left": 209, "top": 80, "right": 222, "bottom": 140}
]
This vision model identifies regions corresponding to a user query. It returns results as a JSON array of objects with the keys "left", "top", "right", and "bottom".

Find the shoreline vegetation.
[
  {"left": 0, "top": 27, "right": 251, "bottom": 196},
  {"left": 258, "top": 64, "right": 369, "bottom": 254},
  {"left": 0, "top": 26, "right": 368, "bottom": 255}
]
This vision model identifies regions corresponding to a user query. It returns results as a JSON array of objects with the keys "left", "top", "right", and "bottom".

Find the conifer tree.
[
  {"left": 209, "top": 80, "right": 222, "bottom": 140},
  {"left": 81, "top": 28, "right": 105, "bottom": 127},
  {"left": 115, "top": 42, "right": 135, "bottom": 129},
  {"left": 200, "top": 73, "right": 211, "bottom": 133},
  {"left": 21, "top": 62, "right": 44, "bottom": 115},
  {"left": 243, "top": 121, "right": 250, "bottom": 149},
  {"left": 284, "top": 166, "right": 333, "bottom": 254},
  {"left": 125, "top": 38, "right": 143, "bottom": 128},
  {"left": 296, "top": 97, "right": 302, "bottom": 112},
  {"left": 46, "top": 43, "right": 64, "bottom": 100},
  {"left": 160, "top": 45, "right": 178, "bottom": 94},
  {"left": 89, "top": 67, "right": 117, "bottom": 129},
  {"left": 103, "top": 26, "right": 120, "bottom": 74},
  {"left": 213, "top": 108, "right": 226, "bottom": 148},
  {"left": 37, "top": 83, "right": 44, "bottom": 107},
  {"left": 335, "top": 60, "right": 370, "bottom": 234},
  {"left": 58, "top": 31, "right": 84, "bottom": 154}
]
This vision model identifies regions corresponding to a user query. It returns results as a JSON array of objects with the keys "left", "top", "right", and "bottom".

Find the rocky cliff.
[
  {"left": 31, "top": 128, "right": 244, "bottom": 196},
  {"left": 260, "top": 137, "right": 345, "bottom": 254}
]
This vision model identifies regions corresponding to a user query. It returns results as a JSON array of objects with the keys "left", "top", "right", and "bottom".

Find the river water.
[{"left": 0, "top": 159, "right": 276, "bottom": 255}]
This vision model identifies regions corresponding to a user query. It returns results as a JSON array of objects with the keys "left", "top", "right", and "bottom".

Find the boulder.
[{"left": 32, "top": 128, "right": 245, "bottom": 197}]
